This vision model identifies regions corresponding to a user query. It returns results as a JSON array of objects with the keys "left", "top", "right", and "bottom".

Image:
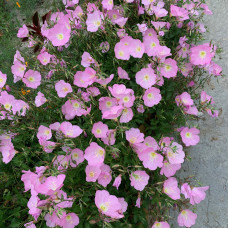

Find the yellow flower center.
[
  {"left": 118, "top": 50, "right": 124, "bottom": 57},
  {"left": 73, "top": 153, "right": 78, "bottom": 159},
  {"left": 94, "top": 20, "right": 101, "bottom": 26},
  {"left": 147, "top": 93, "right": 154, "bottom": 99},
  {"left": 106, "top": 101, "right": 112, "bottom": 107},
  {"left": 150, "top": 152, "right": 157, "bottom": 159},
  {"left": 112, "top": 14, "right": 117, "bottom": 20},
  {"left": 123, "top": 96, "right": 129, "bottom": 102},
  {"left": 136, "top": 46, "right": 141, "bottom": 52},
  {"left": 144, "top": 75, "right": 149, "bottom": 81},
  {"left": 66, "top": 215, "right": 72, "bottom": 221},
  {"left": 89, "top": 171, "right": 95, "bottom": 177},
  {"left": 19, "top": 66, "right": 25, "bottom": 72},
  {"left": 0, "top": 78, "right": 3, "bottom": 83},
  {"left": 4, "top": 103, "right": 11, "bottom": 109},
  {"left": 57, "top": 33, "right": 64, "bottom": 40},
  {"left": 28, "top": 76, "right": 34, "bottom": 82},
  {"left": 63, "top": 87, "right": 68, "bottom": 92},
  {"left": 165, "top": 65, "right": 172, "bottom": 71},
  {"left": 44, "top": 130, "right": 50, "bottom": 135},
  {"left": 151, "top": 42, "right": 156, "bottom": 48},
  {"left": 96, "top": 129, "right": 102, "bottom": 134},
  {"left": 199, "top": 51, "right": 206, "bottom": 58},
  {"left": 185, "top": 132, "right": 191, "bottom": 138},
  {"left": 73, "top": 102, "right": 79, "bottom": 109}
]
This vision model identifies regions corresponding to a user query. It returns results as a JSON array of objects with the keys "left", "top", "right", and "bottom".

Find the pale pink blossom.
[
  {"left": 92, "top": 121, "right": 109, "bottom": 138},
  {"left": 152, "top": 221, "right": 170, "bottom": 228},
  {"left": 86, "top": 11, "right": 102, "bottom": 32},
  {"left": 86, "top": 165, "right": 101, "bottom": 182},
  {"left": 98, "top": 164, "right": 112, "bottom": 187},
  {"left": 136, "top": 67, "right": 156, "bottom": 89},
  {"left": 113, "top": 175, "right": 122, "bottom": 190},
  {"left": 160, "top": 58, "right": 178, "bottom": 78},
  {"left": 163, "top": 177, "right": 180, "bottom": 200},
  {"left": 177, "top": 209, "right": 197, "bottom": 227},
  {"left": 95, "top": 190, "right": 123, "bottom": 219},
  {"left": 130, "top": 170, "right": 149, "bottom": 191},
  {"left": 0, "top": 71, "right": 7, "bottom": 88},
  {"left": 160, "top": 160, "right": 181, "bottom": 177},
  {"left": 70, "top": 148, "right": 84, "bottom": 167},
  {"left": 126, "top": 128, "right": 144, "bottom": 145},
  {"left": 37, "top": 52, "right": 52, "bottom": 65},
  {"left": 22, "top": 70, "right": 41, "bottom": 89},
  {"left": 143, "top": 87, "right": 162, "bottom": 107},
  {"left": 118, "top": 67, "right": 130, "bottom": 80},
  {"left": 60, "top": 122, "right": 83, "bottom": 138},
  {"left": 17, "top": 24, "right": 29, "bottom": 38},
  {"left": 139, "top": 148, "right": 163, "bottom": 171},
  {"left": 180, "top": 127, "right": 200, "bottom": 147},
  {"left": 84, "top": 142, "right": 105, "bottom": 166},
  {"left": 35, "top": 92, "right": 47, "bottom": 107},
  {"left": 55, "top": 80, "right": 72, "bottom": 98},
  {"left": 37, "top": 125, "right": 52, "bottom": 141}
]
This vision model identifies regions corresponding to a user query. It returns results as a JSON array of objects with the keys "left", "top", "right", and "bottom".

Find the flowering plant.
[{"left": 0, "top": 0, "right": 222, "bottom": 227}]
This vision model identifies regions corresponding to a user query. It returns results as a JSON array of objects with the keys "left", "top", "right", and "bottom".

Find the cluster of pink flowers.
[{"left": 0, "top": 0, "right": 222, "bottom": 227}]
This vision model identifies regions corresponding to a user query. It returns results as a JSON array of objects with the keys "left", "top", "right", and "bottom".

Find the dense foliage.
[{"left": 0, "top": 0, "right": 222, "bottom": 227}]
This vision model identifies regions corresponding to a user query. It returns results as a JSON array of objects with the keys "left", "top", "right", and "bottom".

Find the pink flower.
[
  {"left": 60, "top": 122, "right": 83, "bottom": 138},
  {"left": 200, "top": 91, "right": 214, "bottom": 104},
  {"left": 102, "top": 0, "right": 113, "bottom": 10},
  {"left": 55, "top": 80, "right": 72, "bottom": 98},
  {"left": 102, "top": 105, "right": 123, "bottom": 119},
  {"left": 120, "top": 108, "right": 133, "bottom": 123},
  {"left": 189, "top": 186, "right": 209, "bottom": 205},
  {"left": 85, "top": 165, "right": 101, "bottom": 182},
  {"left": 170, "top": 5, "right": 189, "bottom": 21},
  {"left": 179, "top": 92, "right": 194, "bottom": 106},
  {"left": 113, "top": 175, "right": 122, "bottom": 190},
  {"left": 37, "top": 125, "right": 52, "bottom": 140},
  {"left": 126, "top": 128, "right": 144, "bottom": 145},
  {"left": 131, "top": 39, "right": 145, "bottom": 58},
  {"left": 143, "top": 87, "right": 162, "bottom": 107},
  {"left": 144, "top": 36, "right": 160, "bottom": 57},
  {"left": 24, "top": 222, "right": 36, "bottom": 228},
  {"left": 130, "top": 170, "right": 149, "bottom": 191},
  {"left": 27, "top": 196, "right": 41, "bottom": 220},
  {"left": 101, "top": 129, "right": 116, "bottom": 146},
  {"left": 135, "top": 196, "right": 141, "bottom": 208},
  {"left": 136, "top": 67, "right": 156, "bottom": 89},
  {"left": 99, "top": 97, "right": 118, "bottom": 113},
  {"left": 92, "top": 121, "right": 109, "bottom": 138},
  {"left": 0, "top": 140, "right": 16, "bottom": 164},
  {"left": 152, "top": 221, "right": 170, "bottom": 228},
  {"left": 74, "top": 67, "right": 96, "bottom": 88},
  {"left": 47, "top": 23, "right": 71, "bottom": 46},
  {"left": 37, "top": 52, "right": 52, "bottom": 66},
  {"left": 139, "top": 148, "right": 163, "bottom": 171},
  {"left": 118, "top": 67, "right": 130, "bottom": 80},
  {"left": 0, "top": 71, "right": 7, "bottom": 88},
  {"left": 114, "top": 42, "right": 130, "bottom": 60},
  {"left": 95, "top": 190, "right": 123, "bottom": 219},
  {"left": 63, "top": 0, "right": 79, "bottom": 7},
  {"left": 70, "top": 148, "right": 84, "bottom": 167},
  {"left": 35, "top": 92, "right": 47, "bottom": 107},
  {"left": 59, "top": 213, "right": 79, "bottom": 228},
  {"left": 11, "top": 61, "right": 26, "bottom": 79},
  {"left": 190, "top": 44, "right": 213, "bottom": 65},
  {"left": 39, "top": 139, "right": 56, "bottom": 153},
  {"left": 165, "top": 142, "right": 185, "bottom": 164},
  {"left": 180, "top": 127, "right": 200, "bottom": 147},
  {"left": 84, "top": 142, "right": 105, "bottom": 166},
  {"left": 0, "top": 91, "right": 15, "bottom": 111},
  {"left": 38, "top": 174, "right": 66, "bottom": 195},
  {"left": 181, "top": 183, "right": 209, "bottom": 205},
  {"left": 160, "top": 161, "right": 181, "bottom": 177},
  {"left": 160, "top": 58, "right": 178, "bottom": 78},
  {"left": 98, "top": 164, "right": 112, "bottom": 187},
  {"left": 22, "top": 70, "right": 41, "bottom": 89},
  {"left": 163, "top": 177, "right": 180, "bottom": 200},
  {"left": 17, "top": 24, "right": 29, "bottom": 38},
  {"left": 118, "top": 197, "right": 128, "bottom": 213},
  {"left": 86, "top": 11, "right": 102, "bottom": 32},
  {"left": 62, "top": 99, "right": 88, "bottom": 120},
  {"left": 177, "top": 209, "right": 197, "bottom": 227},
  {"left": 81, "top": 52, "right": 94, "bottom": 67}
]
